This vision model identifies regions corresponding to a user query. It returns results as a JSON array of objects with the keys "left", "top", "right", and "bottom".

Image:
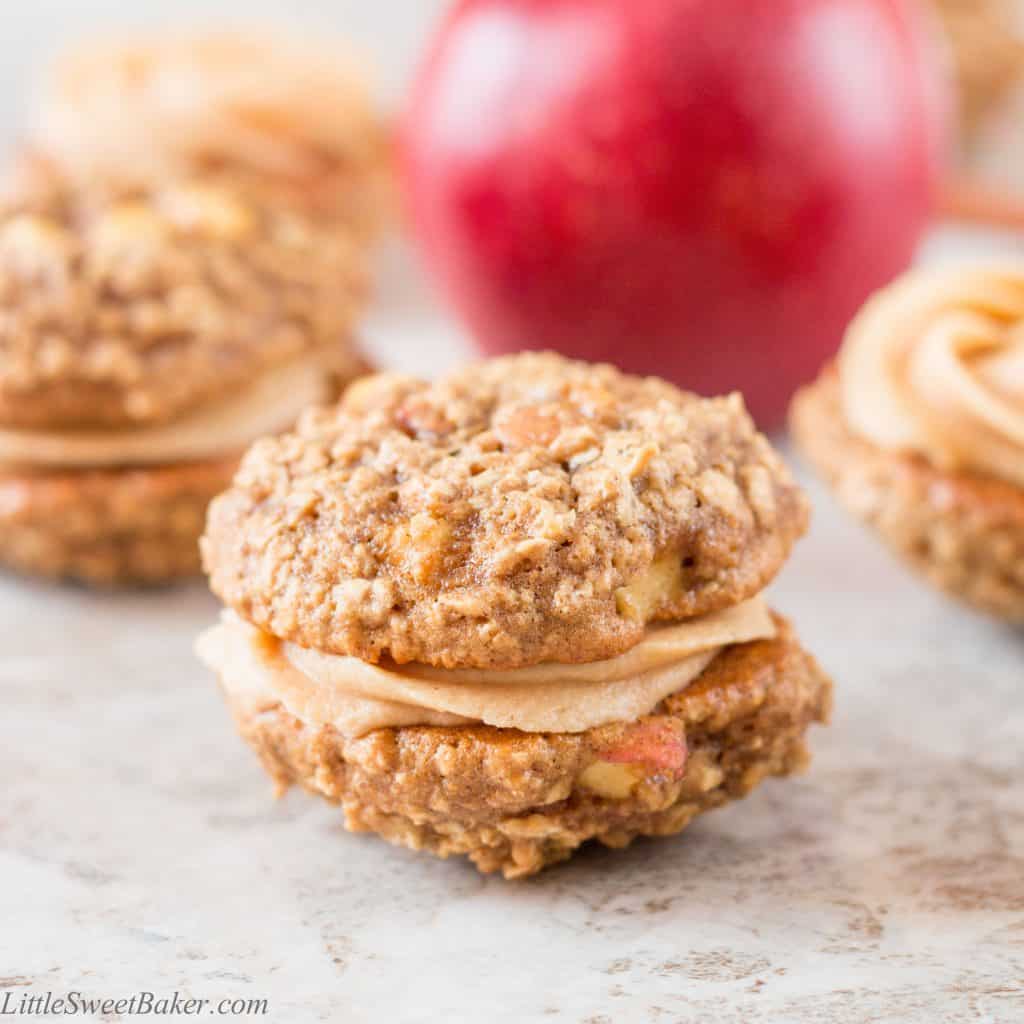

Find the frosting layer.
[
  {"left": 839, "top": 264, "right": 1024, "bottom": 487},
  {"left": 0, "top": 355, "right": 330, "bottom": 468},
  {"left": 197, "top": 599, "right": 776, "bottom": 738}
]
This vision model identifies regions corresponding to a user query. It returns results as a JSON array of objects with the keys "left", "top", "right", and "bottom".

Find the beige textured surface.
[{"left": 0, "top": 235, "right": 1022, "bottom": 1020}]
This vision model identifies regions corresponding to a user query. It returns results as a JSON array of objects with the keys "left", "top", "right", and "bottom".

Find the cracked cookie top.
[
  {"left": 202, "top": 353, "right": 809, "bottom": 668},
  {"left": 0, "top": 164, "right": 368, "bottom": 430}
]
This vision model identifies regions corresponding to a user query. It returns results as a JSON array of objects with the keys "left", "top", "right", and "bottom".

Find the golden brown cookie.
[
  {"left": 30, "top": 29, "right": 391, "bottom": 240},
  {"left": 0, "top": 168, "right": 368, "bottom": 430},
  {"left": 218, "top": 614, "right": 831, "bottom": 879},
  {"left": 200, "top": 353, "right": 828, "bottom": 876},
  {"left": 792, "top": 369, "right": 1024, "bottom": 622},
  {"left": 203, "top": 353, "right": 809, "bottom": 669},
  {"left": 0, "top": 459, "right": 236, "bottom": 585},
  {"left": 931, "top": 0, "right": 1024, "bottom": 143},
  {"left": 0, "top": 169, "right": 370, "bottom": 585}
]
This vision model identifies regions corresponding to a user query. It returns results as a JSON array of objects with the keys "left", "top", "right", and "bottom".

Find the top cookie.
[
  {"left": 30, "top": 29, "right": 391, "bottom": 238},
  {"left": 203, "top": 353, "right": 808, "bottom": 669},
  {"left": 0, "top": 164, "right": 368, "bottom": 430}
]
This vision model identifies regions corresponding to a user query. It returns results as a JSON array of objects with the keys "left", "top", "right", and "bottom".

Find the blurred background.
[
  {"left": 0, "top": 1, "right": 449, "bottom": 132},
  {"left": 6, "top": 0, "right": 1024, "bottom": 153},
  {"left": 0, "top": 0, "right": 472, "bottom": 377},
  {"left": 7, "top": 0, "right": 1024, "bottom": 410}
]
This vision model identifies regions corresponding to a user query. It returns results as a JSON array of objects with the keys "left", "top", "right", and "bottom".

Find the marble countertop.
[{"left": 1, "top": 238, "right": 1022, "bottom": 1023}]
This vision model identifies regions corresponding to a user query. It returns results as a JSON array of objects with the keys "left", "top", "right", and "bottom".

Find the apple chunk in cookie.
[{"left": 199, "top": 353, "right": 831, "bottom": 877}]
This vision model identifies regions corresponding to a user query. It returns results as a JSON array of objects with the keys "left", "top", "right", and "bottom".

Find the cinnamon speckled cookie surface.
[
  {"left": 0, "top": 163, "right": 368, "bottom": 430},
  {"left": 0, "top": 457, "right": 236, "bottom": 585},
  {"left": 203, "top": 354, "right": 809, "bottom": 668}
]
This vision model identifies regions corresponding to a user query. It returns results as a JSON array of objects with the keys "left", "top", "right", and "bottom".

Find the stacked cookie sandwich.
[
  {"left": 199, "top": 353, "right": 831, "bottom": 877},
  {"left": 0, "top": 172, "right": 367, "bottom": 584}
]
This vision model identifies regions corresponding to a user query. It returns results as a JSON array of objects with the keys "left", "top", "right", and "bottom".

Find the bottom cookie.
[
  {"left": 791, "top": 370, "right": 1024, "bottom": 624},
  {"left": 0, "top": 458, "right": 237, "bottom": 585},
  {"left": 220, "top": 613, "right": 831, "bottom": 878}
]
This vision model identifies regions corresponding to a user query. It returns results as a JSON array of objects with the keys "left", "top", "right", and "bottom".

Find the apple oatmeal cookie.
[
  {"left": 791, "top": 264, "right": 1024, "bottom": 622},
  {"left": 0, "top": 169, "right": 369, "bottom": 584},
  {"left": 199, "top": 353, "right": 830, "bottom": 876}
]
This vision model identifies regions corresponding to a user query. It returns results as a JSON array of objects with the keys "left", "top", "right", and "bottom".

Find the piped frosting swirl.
[{"left": 840, "top": 264, "right": 1024, "bottom": 487}]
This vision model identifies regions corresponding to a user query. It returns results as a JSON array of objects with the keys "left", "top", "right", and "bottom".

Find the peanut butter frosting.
[
  {"left": 0, "top": 355, "right": 331, "bottom": 469},
  {"left": 839, "top": 265, "right": 1024, "bottom": 487},
  {"left": 197, "top": 599, "right": 776, "bottom": 738}
]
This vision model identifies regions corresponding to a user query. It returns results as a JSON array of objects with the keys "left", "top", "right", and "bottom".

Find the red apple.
[{"left": 402, "top": 0, "right": 951, "bottom": 427}]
